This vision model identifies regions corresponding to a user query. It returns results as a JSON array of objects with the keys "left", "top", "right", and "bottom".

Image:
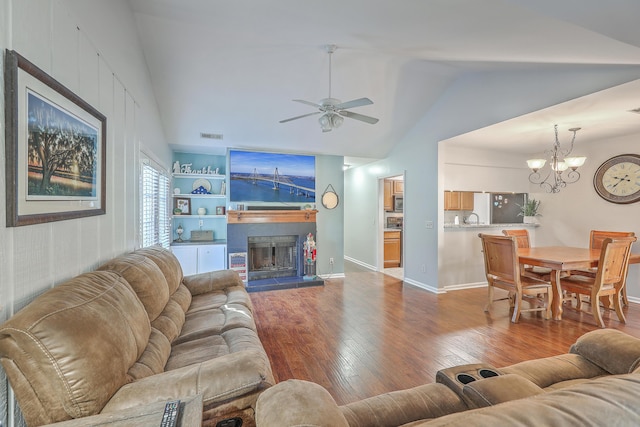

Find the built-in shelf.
[
  {"left": 172, "top": 173, "right": 226, "bottom": 179},
  {"left": 172, "top": 194, "right": 226, "bottom": 198}
]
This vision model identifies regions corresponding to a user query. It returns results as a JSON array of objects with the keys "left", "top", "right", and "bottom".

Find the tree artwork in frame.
[{"left": 4, "top": 49, "right": 107, "bottom": 227}]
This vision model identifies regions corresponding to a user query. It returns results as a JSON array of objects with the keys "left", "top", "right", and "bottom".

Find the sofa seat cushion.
[
  {"left": 166, "top": 328, "right": 267, "bottom": 371},
  {"left": 103, "top": 350, "right": 274, "bottom": 414},
  {"left": 173, "top": 304, "right": 256, "bottom": 345},
  {"left": 189, "top": 287, "right": 254, "bottom": 314}
]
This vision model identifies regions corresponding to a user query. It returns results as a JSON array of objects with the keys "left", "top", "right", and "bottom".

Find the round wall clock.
[
  {"left": 321, "top": 184, "right": 339, "bottom": 209},
  {"left": 593, "top": 154, "right": 640, "bottom": 204}
]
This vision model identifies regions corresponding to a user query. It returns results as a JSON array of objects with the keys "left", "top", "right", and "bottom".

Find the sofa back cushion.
[
  {"left": 98, "top": 252, "right": 170, "bottom": 321},
  {"left": 135, "top": 246, "right": 184, "bottom": 295},
  {"left": 0, "top": 271, "right": 150, "bottom": 426}
]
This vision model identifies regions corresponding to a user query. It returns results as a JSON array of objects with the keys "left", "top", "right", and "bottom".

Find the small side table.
[{"left": 44, "top": 394, "right": 203, "bottom": 427}]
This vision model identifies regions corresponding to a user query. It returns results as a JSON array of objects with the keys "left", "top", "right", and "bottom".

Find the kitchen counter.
[{"left": 444, "top": 223, "right": 539, "bottom": 230}]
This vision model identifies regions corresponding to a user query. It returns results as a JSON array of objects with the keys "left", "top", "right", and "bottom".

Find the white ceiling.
[{"left": 128, "top": 0, "right": 640, "bottom": 164}]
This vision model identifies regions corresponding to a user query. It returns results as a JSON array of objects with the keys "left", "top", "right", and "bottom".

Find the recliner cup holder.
[
  {"left": 456, "top": 373, "right": 477, "bottom": 384},
  {"left": 436, "top": 363, "right": 502, "bottom": 404},
  {"left": 478, "top": 369, "right": 499, "bottom": 379}
]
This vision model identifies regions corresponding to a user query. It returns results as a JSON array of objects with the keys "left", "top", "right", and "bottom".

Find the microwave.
[{"left": 394, "top": 196, "right": 403, "bottom": 212}]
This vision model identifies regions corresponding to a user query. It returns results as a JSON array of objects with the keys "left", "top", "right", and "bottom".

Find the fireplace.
[
  {"left": 248, "top": 235, "right": 298, "bottom": 280},
  {"left": 226, "top": 209, "right": 323, "bottom": 291}
]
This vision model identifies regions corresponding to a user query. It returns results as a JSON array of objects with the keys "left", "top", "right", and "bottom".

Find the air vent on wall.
[{"left": 200, "top": 132, "right": 223, "bottom": 140}]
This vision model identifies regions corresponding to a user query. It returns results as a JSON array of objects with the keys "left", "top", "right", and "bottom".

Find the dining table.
[{"left": 518, "top": 246, "right": 640, "bottom": 320}]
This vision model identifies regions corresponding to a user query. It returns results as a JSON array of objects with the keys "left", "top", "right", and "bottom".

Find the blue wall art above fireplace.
[{"left": 229, "top": 150, "right": 315, "bottom": 203}]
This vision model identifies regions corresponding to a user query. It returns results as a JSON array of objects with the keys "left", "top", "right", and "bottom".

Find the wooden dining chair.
[
  {"left": 560, "top": 236, "right": 636, "bottom": 328},
  {"left": 479, "top": 233, "right": 553, "bottom": 323},
  {"left": 571, "top": 230, "right": 635, "bottom": 305},
  {"left": 502, "top": 229, "right": 552, "bottom": 280}
]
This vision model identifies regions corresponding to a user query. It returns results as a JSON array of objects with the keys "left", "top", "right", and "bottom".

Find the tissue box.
[{"left": 190, "top": 230, "right": 214, "bottom": 241}]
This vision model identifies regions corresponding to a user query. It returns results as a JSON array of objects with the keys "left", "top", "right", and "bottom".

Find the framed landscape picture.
[{"left": 4, "top": 50, "right": 107, "bottom": 226}]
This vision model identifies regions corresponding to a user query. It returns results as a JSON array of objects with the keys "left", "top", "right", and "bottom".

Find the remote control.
[{"left": 160, "top": 400, "right": 180, "bottom": 427}]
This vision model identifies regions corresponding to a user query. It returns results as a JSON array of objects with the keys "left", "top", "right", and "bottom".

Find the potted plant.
[{"left": 518, "top": 198, "right": 541, "bottom": 224}]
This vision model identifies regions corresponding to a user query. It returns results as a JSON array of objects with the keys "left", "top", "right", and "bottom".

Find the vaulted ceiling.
[{"left": 128, "top": 0, "right": 640, "bottom": 163}]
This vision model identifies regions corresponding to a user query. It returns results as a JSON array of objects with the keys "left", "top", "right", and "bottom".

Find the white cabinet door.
[
  {"left": 197, "top": 245, "right": 226, "bottom": 272},
  {"left": 171, "top": 246, "right": 198, "bottom": 276}
]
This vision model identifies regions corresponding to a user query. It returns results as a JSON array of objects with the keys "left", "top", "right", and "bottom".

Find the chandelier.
[{"left": 526, "top": 124, "right": 586, "bottom": 193}]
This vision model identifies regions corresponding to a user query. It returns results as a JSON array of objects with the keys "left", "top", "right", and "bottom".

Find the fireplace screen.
[{"left": 248, "top": 235, "right": 298, "bottom": 280}]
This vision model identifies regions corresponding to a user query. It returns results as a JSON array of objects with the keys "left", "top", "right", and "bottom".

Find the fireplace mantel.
[{"left": 227, "top": 209, "right": 317, "bottom": 224}]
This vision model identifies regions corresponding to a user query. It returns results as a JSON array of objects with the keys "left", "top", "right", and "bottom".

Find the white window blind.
[{"left": 140, "top": 159, "right": 170, "bottom": 248}]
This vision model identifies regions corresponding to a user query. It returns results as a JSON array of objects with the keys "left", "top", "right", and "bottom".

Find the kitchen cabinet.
[
  {"left": 444, "top": 191, "right": 474, "bottom": 211},
  {"left": 384, "top": 230, "right": 402, "bottom": 268},
  {"left": 384, "top": 180, "right": 393, "bottom": 211},
  {"left": 393, "top": 180, "right": 404, "bottom": 195},
  {"left": 171, "top": 244, "right": 226, "bottom": 275}
]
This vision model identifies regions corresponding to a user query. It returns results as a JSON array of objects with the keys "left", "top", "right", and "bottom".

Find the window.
[{"left": 140, "top": 158, "right": 170, "bottom": 248}]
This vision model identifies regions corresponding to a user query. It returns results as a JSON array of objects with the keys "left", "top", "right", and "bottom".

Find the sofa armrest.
[
  {"left": 570, "top": 329, "right": 640, "bottom": 374},
  {"left": 462, "top": 374, "right": 544, "bottom": 409},
  {"left": 182, "top": 269, "right": 245, "bottom": 295},
  {"left": 255, "top": 379, "right": 349, "bottom": 427},
  {"left": 43, "top": 395, "right": 203, "bottom": 426},
  {"left": 102, "top": 350, "right": 272, "bottom": 413}
]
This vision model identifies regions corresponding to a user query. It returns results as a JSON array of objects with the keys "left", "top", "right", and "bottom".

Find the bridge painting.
[{"left": 229, "top": 150, "right": 315, "bottom": 203}]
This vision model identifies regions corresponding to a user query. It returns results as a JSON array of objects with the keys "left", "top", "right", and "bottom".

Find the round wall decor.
[
  {"left": 321, "top": 184, "right": 339, "bottom": 209},
  {"left": 593, "top": 154, "right": 640, "bottom": 204}
]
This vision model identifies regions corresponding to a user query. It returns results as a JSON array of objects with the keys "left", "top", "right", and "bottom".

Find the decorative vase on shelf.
[
  {"left": 523, "top": 216, "right": 538, "bottom": 224},
  {"left": 197, "top": 207, "right": 207, "bottom": 216}
]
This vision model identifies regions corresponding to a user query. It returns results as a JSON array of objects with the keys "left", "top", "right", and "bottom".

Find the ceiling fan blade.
[
  {"left": 292, "top": 99, "right": 323, "bottom": 109},
  {"left": 279, "top": 111, "right": 321, "bottom": 123},
  {"left": 335, "top": 97, "right": 373, "bottom": 110},
  {"left": 338, "top": 110, "right": 379, "bottom": 124}
]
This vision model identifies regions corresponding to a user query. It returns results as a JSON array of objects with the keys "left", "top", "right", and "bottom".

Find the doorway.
[{"left": 379, "top": 174, "right": 404, "bottom": 280}]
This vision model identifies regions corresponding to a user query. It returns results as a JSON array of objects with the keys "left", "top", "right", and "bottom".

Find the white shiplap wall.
[{"left": 0, "top": 1, "right": 169, "bottom": 425}]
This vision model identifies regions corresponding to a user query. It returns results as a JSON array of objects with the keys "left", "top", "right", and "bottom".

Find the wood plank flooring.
[{"left": 250, "top": 261, "right": 640, "bottom": 406}]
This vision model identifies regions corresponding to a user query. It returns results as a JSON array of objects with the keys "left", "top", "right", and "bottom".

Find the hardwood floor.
[{"left": 250, "top": 261, "right": 640, "bottom": 406}]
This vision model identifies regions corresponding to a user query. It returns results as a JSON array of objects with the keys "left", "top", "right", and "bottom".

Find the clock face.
[{"left": 594, "top": 154, "right": 640, "bottom": 204}]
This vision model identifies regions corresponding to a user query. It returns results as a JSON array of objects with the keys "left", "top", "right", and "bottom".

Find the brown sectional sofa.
[
  {"left": 0, "top": 246, "right": 273, "bottom": 426},
  {"left": 256, "top": 329, "right": 640, "bottom": 426}
]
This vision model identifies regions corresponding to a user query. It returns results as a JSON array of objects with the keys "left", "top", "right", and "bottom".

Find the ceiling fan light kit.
[{"left": 280, "top": 44, "right": 379, "bottom": 132}]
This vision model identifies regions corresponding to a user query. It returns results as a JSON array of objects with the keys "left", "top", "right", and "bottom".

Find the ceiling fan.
[{"left": 280, "top": 44, "right": 379, "bottom": 132}]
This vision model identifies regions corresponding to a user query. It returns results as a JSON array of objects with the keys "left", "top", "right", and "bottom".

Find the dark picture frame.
[
  {"left": 4, "top": 50, "right": 107, "bottom": 226},
  {"left": 175, "top": 197, "right": 190, "bottom": 215}
]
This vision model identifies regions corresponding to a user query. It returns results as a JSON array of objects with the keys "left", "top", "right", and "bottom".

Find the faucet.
[{"left": 465, "top": 212, "right": 480, "bottom": 225}]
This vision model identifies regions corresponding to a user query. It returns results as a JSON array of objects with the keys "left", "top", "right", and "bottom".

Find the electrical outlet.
[
  {"left": 426, "top": 220, "right": 434, "bottom": 229},
  {"left": 329, "top": 257, "right": 334, "bottom": 265},
  {"left": 421, "top": 264, "right": 426, "bottom": 273},
  {"left": 199, "top": 219, "right": 204, "bottom": 227}
]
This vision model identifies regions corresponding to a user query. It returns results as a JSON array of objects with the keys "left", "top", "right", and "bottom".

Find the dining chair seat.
[
  {"left": 479, "top": 233, "right": 553, "bottom": 323},
  {"left": 560, "top": 236, "right": 636, "bottom": 328}
]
